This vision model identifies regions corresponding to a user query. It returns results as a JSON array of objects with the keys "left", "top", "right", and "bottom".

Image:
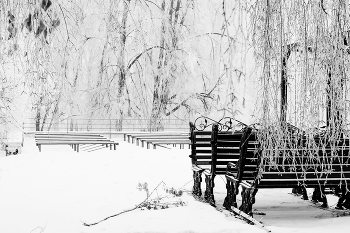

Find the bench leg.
[
  {"left": 336, "top": 186, "right": 350, "bottom": 209},
  {"left": 240, "top": 186, "right": 258, "bottom": 217},
  {"left": 293, "top": 186, "right": 308, "bottom": 200},
  {"left": 38, "top": 144, "right": 41, "bottom": 152},
  {"left": 321, "top": 191, "right": 328, "bottom": 208},
  {"left": 223, "top": 179, "right": 238, "bottom": 209},
  {"left": 342, "top": 192, "right": 350, "bottom": 209},
  {"left": 114, "top": 144, "right": 116, "bottom": 150},
  {"left": 204, "top": 174, "right": 215, "bottom": 206},
  {"left": 292, "top": 186, "right": 302, "bottom": 195},
  {"left": 192, "top": 170, "right": 203, "bottom": 197},
  {"left": 77, "top": 144, "right": 79, "bottom": 153},
  {"left": 312, "top": 187, "right": 320, "bottom": 202},
  {"left": 301, "top": 186, "right": 308, "bottom": 200},
  {"left": 312, "top": 186, "right": 328, "bottom": 208},
  {"left": 110, "top": 144, "right": 112, "bottom": 150}
]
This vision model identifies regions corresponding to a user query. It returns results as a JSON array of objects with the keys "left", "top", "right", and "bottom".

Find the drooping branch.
[
  {"left": 127, "top": 46, "right": 166, "bottom": 70},
  {"left": 194, "top": 32, "right": 236, "bottom": 42},
  {"left": 165, "top": 96, "right": 190, "bottom": 116}
]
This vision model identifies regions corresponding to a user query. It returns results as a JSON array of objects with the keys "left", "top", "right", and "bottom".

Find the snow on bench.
[
  {"left": 124, "top": 132, "right": 189, "bottom": 149},
  {"left": 35, "top": 132, "right": 119, "bottom": 152}
]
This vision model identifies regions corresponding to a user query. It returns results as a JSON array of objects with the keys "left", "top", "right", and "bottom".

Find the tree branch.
[
  {"left": 195, "top": 32, "right": 236, "bottom": 41},
  {"left": 82, "top": 181, "right": 166, "bottom": 227},
  {"left": 127, "top": 46, "right": 166, "bottom": 70}
]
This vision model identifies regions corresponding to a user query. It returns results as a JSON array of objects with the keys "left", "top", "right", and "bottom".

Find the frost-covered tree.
[{"left": 1, "top": 0, "right": 257, "bottom": 131}]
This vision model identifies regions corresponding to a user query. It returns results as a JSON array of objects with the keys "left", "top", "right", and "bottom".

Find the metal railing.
[{"left": 23, "top": 117, "right": 190, "bottom": 133}]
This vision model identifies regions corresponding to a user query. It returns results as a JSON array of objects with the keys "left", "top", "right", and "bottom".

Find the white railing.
[{"left": 23, "top": 117, "right": 190, "bottom": 133}]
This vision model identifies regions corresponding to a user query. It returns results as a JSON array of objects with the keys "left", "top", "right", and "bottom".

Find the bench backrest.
[
  {"left": 237, "top": 132, "right": 350, "bottom": 188},
  {"left": 225, "top": 127, "right": 259, "bottom": 182},
  {"left": 259, "top": 137, "right": 350, "bottom": 187},
  {"left": 211, "top": 123, "right": 247, "bottom": 176},
  {"left": 189, "top": 122, "right": 213, "bottom": 170},
  {"left": 190, "top": 121, "right": 256, "bottom": 176}
]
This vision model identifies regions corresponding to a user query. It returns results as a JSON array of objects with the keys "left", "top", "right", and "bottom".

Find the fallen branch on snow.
[{"left": 82, "top": 181, "right": 185, "bottom": 227}]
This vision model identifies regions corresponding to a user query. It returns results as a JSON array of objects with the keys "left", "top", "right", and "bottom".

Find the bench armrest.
[
  {"left": 226, "top": 161, "right": 239, "bottom": 172},
  {"left": 240, "top": 180, "right": 253, "bottom": 189},
  {"left": 191, "top": 164, "right": 205, "bottom": 173}
]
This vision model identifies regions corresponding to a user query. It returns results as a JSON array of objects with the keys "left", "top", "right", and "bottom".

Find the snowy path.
[{"left": 0, "top": 136, "right": 349, "bottom": 233}]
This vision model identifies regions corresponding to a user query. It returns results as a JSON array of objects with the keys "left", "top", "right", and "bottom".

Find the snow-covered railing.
[{"left": 23, "top": 117, "right": 190, "bottom": 132}]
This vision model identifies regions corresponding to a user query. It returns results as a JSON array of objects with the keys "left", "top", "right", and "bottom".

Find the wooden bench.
[
  {"left": 3, "top": 131, "right": 23, "bottom": 156},
  {"left": 189, "top": 122, "right": 212, "bottom": 198},
  {"left": 124, "top": 132, "right": 156, "bottom": 143},
  {"left": 224, "top": 127, "right": 350, "bottom": 216},
  {"left": 139, "top": 137, "right": 190, "bottom": 149},
  {"left": 123, "top": 132, "right": 189, "bottom": 149},
  {"left": 135, "top": 135, "right": 188, "bottom": 144},
  {"left": 222, "top": 127, "right": 258, "bottom": 210},
  {"left": 35, "top": 133, "right": 118, "bottom": 152},
  {"left": 125, "top": 132, "right": 188, "bottom": 144},
  {"left": 189, "top": 120, "right": 247, "bottom": 206},
  {"left": 5, "top": 142, "right": 22, "bottom": 156}
]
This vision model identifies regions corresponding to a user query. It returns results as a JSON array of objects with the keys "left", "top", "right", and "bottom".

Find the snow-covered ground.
[{"left": 0, "top": 135, "right": 349, "bottom": 233}]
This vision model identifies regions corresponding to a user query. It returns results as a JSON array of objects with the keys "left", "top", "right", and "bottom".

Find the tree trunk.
[
  {"left": 150, "top": 0, "right": 182, "bottom": 131},
  {"left": 280, "top": 44, "right": 292, "bottom": 122},
  {"left": 35, "top": 109, "right": 41, "bottom": 131},
  {"left": 117, "top": 0, "right": 130, "bottom": 99},
  {"left": 150, "top": 0, "right": 167, "bottom": 131},
  {"left": 40, "top": 104, "right": 51, "bottom": 131},
  {"left": 47, "top": 92, "right": 62, "bottom": 131},
  {"left": 35, "top": 96, "right": 44, "bottom": 131}
]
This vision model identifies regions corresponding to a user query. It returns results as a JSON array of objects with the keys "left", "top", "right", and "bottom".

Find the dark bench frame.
[
  {"left": 189, "top": 122, "right": 212, "bottom": 198},
  {"left": 224, "top": 127, "right": 350, "bottom": 216},
  {"left": 189, "top": 116, "right": 247, "bottom": 206}
]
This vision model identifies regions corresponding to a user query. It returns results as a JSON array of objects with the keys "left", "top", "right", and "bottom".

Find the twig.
[
  {"left": 82, "top": 181, "right": 166, "bottom": 227},
  {"left": 30, "top": 224, "right": 47, "bottom": 233},
  {"left": 82, "top": 206, "right": 139, "bottom": 227}
]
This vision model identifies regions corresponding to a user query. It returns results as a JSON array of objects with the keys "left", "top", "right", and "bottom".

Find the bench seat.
[
  {"left": 224, "top": 127, "right": 350, "bottom": 215},
  {"left": 35, "top": 133, "right": 118, "bottom": 152},
  {"left": 125, "top": 132, "right": 188, "bottom": 143},
  {"left": 136, "top": 135, "right": 190, "bottom": 147}
]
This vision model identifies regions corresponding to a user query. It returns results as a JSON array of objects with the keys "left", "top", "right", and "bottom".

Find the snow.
[{"left": 0, "top": 135, "right": 349, "bottom": 233}]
